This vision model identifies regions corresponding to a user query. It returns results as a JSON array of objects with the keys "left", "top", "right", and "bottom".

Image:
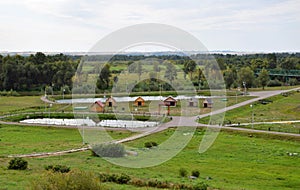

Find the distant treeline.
[
  {"left": 0, "top": 52, "right": 78, "bottom": 93},
  {"left": 0, "top": 52, "right": 299, "bottom": 93}
]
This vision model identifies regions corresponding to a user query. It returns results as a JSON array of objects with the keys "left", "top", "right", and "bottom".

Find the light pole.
[
  {"left": 49, "top": 103, "right": 52, "bottom": 119},
  {"left": 242, "top": 81, "right": 246, "bottom": 96},
  {"left": 236, "top": 88, "right": 238, "bottom": 104},
  {"left": 62, "top": 88, "right": 65, "bottom": 100},
  {"left": 250, "top": 104, "right": 254, "bottom": 129},
  {"left": 159, "top": 84, "right": 162, "bottom": 100}
]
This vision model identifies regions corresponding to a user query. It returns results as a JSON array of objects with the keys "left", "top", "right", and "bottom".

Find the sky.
[{"left": 0, "top": 0, "right": 299, "bottom": 52}]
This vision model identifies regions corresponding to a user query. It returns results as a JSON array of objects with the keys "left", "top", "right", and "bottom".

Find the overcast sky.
[{"left": 0, "top": 0, "right": 299, "bottom": 52}]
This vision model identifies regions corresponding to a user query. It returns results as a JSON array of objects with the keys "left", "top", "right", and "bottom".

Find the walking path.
[{"left": 5, "top": 87, "right": 300, "bottom": 158}]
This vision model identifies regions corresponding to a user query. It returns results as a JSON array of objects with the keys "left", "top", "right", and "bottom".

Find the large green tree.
[
  {"left": 258, "top": 68, "right": 270, "bottom": 90},
  {"left": 183, "top": 60, "right": 196, "bottom": 80},
  {"left": 164, "top": 62, "right": 177, "bottom": 84},
  {"left": 97, "top": 64, "right": 111, "bottom": 90},
  {"left": 238, "top": 67, "right": 255, "bottom": 89},
  {"left": 223, "top": 68, "right": 237, "bottom": 89}
]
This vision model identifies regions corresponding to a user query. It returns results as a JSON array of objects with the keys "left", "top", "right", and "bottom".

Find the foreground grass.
[
  {"left": 0, "top": 125, "right": 299, "bottom": 190},
  {"left": 0, "top": 124, "right": 135, "bottom": 156}
]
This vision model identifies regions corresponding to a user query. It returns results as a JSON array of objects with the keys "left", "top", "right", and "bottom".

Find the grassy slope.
[
  {"left": 0, "top": 126, "right": 299, "bottom": 190},
  {"left": 0, "top": 96, "right": 43, "bottom": 115},
  {"left": 199, "top": 91, "right": 300, "bottom": 133}
]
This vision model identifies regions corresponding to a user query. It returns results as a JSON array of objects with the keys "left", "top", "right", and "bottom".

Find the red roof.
[
  {"left": 95, "top": 101, "right": 105, "bottom": 107},
  {"left": 164, "top": 96, "right": 177, "bottom": 102}
]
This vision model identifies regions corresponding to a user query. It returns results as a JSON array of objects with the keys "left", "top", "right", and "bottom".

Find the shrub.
[
  {"left": 191, "top": 170, "right": 200, "bottom": 178},
  {"left": 179, "top": 168, "right": 188, "bottom": 177},
  {"left": 8, "top": 158, "right": 28, "bottom": 170},
  {"left": 45, "top": 164, "right": 70, "bottom": 173},
  {"left": 193, "top": 182, "right": 208, "bottom": 190},
  {"left": 117, "top": 173, "right": 131, "bottom": 184},
  {"left": 91, "top": 143, "right": 125, "bottom": 158},
  {"left": 267, "top": 79, "right": 282, "bottom": 87},
  {"left": 144, "top": 141, "right": 158, "bottom": 148},
  {"left": 99, "top": 173, "right": 131, "bottom": 184},
  {"left": 130, "top": 178, "right": 146, "bottom": 187},
  {"left": 30, "top": 169, "right": 105, "bottom": 190}
]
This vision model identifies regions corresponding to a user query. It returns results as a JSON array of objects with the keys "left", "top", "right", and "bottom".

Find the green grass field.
[
  {"left": 199, "top": 91, "right": 300, "bottom": 133},
  {"left": 0, "top": 125, "right": 299, "bottom": 190}
]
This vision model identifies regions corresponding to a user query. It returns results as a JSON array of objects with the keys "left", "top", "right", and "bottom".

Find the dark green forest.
[{"left": 0, "top": 52, "right": 299, "bottom": 95}]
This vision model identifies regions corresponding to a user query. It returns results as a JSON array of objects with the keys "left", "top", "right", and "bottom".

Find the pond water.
[
  {"left": 20, "top": 118, "right": 158, "bottom": 128},
  {"left": 57, "top": 95, "right": 212, "bottom": 104}
]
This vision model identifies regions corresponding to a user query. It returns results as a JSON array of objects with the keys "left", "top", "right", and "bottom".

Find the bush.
[
  {"left": 30, "top": 169, "right": 105, "bottom": 190},
  {"left": 8, "top": 158, "right": 28, "bottom": 170},
  {"left": 267, "top": 79, "right": 282, "bottom": 87},
  {"left": 144, "top": 141, "right": 158, "bottom": 148},
  {"left": 45, "top": 164, "right": 70, "bottom": 173},
  {"left": 99, "top": 173, "right": 131, "bottom": 184},
  {"left": 91, "top": 143, "right": 125, "bottom": 158},
  {"left": 117, "top": 173, "right": 131, "bottom": 184},
  {"left": 289, "top": 78, "right": 299, "bottom": 86},
  {"left": 191, "top": 170, "right": 200, "bottom": 178},
  {"left": 179, "top": 168, "right": 188, "bottom": 177},
  {"left": 193, "top": 182, "right": 208, "bottom": 190},
  {"left": 130, "top": 178, "right": 146, "bottom": 187}
]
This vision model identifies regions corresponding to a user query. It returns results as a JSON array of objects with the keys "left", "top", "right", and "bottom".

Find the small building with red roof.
[
  {"left": 90, "top": 100, "right": 105, "bottom": 112},
  {"left": 163, "top": 96, "right": 177, "bottom": 107}
]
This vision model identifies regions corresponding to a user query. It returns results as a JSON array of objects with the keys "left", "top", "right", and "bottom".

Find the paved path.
[{"left": 40, "top": 96, "right": 58, "bottom": 104}]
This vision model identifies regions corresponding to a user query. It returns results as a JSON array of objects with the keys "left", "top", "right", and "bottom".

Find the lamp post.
[
  {"left": 62, "top": 88, "right": 65, "bottom": 100},
  {"left": 236, "top": 88, "right": 238, "bottom": 104},
  {"left": 160, "top": 84, "right": 162, "bottom": 100},
  {"left": 242, "top": 81, "right": 246, "bottom": 96},
  {"left": 49, "top": 103, "right": 52, "bottom": 119},
  {"left": 250, "top": 104, "right": 254, "bottom": 129}
]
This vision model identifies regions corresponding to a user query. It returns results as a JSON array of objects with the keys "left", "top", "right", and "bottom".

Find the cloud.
[{"left": 0, "top": 0, "right": 299, "bottom": 51}]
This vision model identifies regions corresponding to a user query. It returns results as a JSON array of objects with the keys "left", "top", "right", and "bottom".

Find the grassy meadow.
[
  {"left": 0, "top": 125, "right": 299, "bottom": 190},
  {"left": 199, "top": 91, "right": 300, "bottom": 133}
]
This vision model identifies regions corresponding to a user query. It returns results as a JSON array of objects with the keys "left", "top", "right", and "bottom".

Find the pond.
[
  {"left": 20, "top": 118, "right": 159, "bottom": 128},
  {"left": 56, "top": 95, "right": 213, "bottom": 104}
]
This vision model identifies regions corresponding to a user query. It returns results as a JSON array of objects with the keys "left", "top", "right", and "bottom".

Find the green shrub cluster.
[
  {"left": 30, "top": 169, "right": 105, "bottom": 190},
  {"left": 91, "top": 143, "right": 125, "bottom": 158},
  {"left": 129, "top": 178, "right": 208, "bottom": 190},
  {"left": 8, "top": 158, "right": 28, "bottom": 170},
  {"left": 99, "top": 172, "right": 208, "bottom": 190},
  {"left": 99, "top": 173, "right": 131, "bottom": 184},
  {"left": 144, "top": 141, "right": 158, "bottom": 148},
  {"left": 45, "top": 164, "right": 70, "bottom": 173},
  {"left": 0, "top": 90, "right": 20, "bottom": 96},
  {"left": 192, "top": 170, "right": 200, "bottom": 178},
  {"left": 179, "top": 168, "right": 188, "bottom": 177},
  {"left": 180, "top": 168, "right": 201, "bottom": 178}
]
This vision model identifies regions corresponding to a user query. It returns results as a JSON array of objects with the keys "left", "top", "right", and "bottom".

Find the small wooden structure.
[
  {"left": 203, "top": 98, "right": 213, "bottom": 108},
  {"left": 134, "top": 96, "right": 145, "bottom": 107},
  {"left": 163, "top": 96, "right": 177, "bottom": 107},
  {"left": 189, "top": 98, "right": 198, "bottom": 107},
  {"left": 105, "top": 96, "right": 117, "bottom": 107},
  {"left": 90, "top": 101, "right": 105, "bottom": 112}
]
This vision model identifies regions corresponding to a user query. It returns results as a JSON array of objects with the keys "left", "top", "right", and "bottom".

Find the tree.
[
  {"left": 136, "top": 61, "right": 142, "bottom": 80},
  {"left": 184, "top": 60, "right": 196, "bottom": 80},
  {"left": 281, "top": 57, "right": 298, "bottom": 70},
  {"left": 238, "top": 67, "right": 255, "bottom": 89},
  {"left": 258, "top": 68, "right": 270, "bottom": 90},
  {"left": 164, "top": 62, "right": 177, "bottom": 83},
  {"left": 223, "top": 68, "right": 236, "bottom": 89},
  {"left": 32, "top": 52, "right": 47, "bottom": 65},
  {"left": 97, "top": 64, "right": 111, "bottom": 90}
]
